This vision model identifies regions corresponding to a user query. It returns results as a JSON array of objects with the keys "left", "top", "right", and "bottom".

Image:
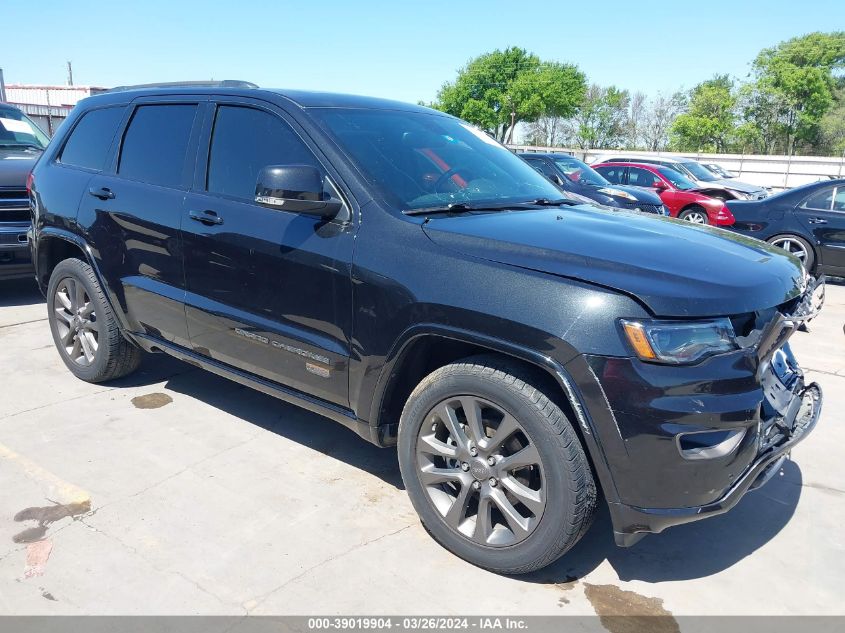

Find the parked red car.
[{"left": 593, "top": 162, "right": 735, "bottom": 226}]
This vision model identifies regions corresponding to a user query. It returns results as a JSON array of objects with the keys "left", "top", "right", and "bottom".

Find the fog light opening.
[{"left": 677, "top": 428, "right": 746, "bottom": 460}]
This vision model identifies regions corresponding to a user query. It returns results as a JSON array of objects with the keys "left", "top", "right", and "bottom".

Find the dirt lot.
[{"left": 0, "top": 277, "right": 843, "bottom": 618}]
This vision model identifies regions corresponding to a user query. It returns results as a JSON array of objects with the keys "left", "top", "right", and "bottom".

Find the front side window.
[
  {"left": 311, "top": 108, "right": 561, "bottom": 211},
  {"left": 59, "top": 107, "right": 125, "bottom": 170},
  {"left": 0, "top": 106, "right": 50, "bottom": 150},
  {"left": 118, "top": 104, "right": 197, "bottom": 187},
  {"left": 628, "top": 167, "right": 661, "bottom": 188},
  {"left": 833, "top": 187, "right": 845, "bottom": 212},
  {"left": 207, "top": 105, "right": 320, "bottom": 200},
  {"left": 681, "top": 161, "right": 719, "bottom": 182},
  {"left": 802, "top": 187, "right": 834, "bottom": 211}
]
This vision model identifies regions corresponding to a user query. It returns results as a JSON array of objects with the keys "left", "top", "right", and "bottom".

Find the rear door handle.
[
  {"left": 188, "top": 209, "right": 224, "bottom": 225},
  {"left": 88, "top": 187, "right": 115, "bottom": 200},
  {"left": 808, "top": 217, "right": 828, "bottom": 224}
]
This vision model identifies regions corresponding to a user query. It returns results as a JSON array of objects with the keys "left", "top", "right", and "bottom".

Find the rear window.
[
  {"left": 59, "top": 107, "right": 125, "bottom": 171},
  {"left": 118, "top": 105, "right": 197, "bottom": 187}
]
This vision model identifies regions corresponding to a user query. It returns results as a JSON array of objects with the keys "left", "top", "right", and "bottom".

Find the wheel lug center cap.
[{"left": 469, "top": 459, "right": 491, "bottom": 481}]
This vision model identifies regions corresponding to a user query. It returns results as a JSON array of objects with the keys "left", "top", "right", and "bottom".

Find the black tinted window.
[
  {"left": 802, "top": 187, "right": 834, "bottom": 210},
  {"left": 596, "top": 166, "right": 624, "bottom": 184},
  {"left": 628, "top": 167, "right": 660, "bottom": 187},
  {"left": 60, "top": 107, "right": 124, "bottom": 170},
  {"left": 207, "top": 106, "right": 319, "bottom": 200},
  {"left": 118, "top": 105, "right": 196, "bottom": 187}
]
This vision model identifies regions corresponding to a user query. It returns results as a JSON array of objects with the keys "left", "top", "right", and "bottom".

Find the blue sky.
[{"left": 2, "top": 0, "right": 843, "bottom": 104}]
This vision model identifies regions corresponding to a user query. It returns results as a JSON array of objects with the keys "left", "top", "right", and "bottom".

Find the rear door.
[
  {"left": 77, "top": 97, "right": 203, "bottom": 347},
  {"left": 180, "top": 98, "right": 354, "bottom": 408},
  {"left": 795, "top": 185, "right": 845, "bottom": 273}
]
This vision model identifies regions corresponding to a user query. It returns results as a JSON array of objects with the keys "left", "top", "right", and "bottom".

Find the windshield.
[
  {"left": 658, "top": 167, "right": 698, "bottom": 190},
  {"left": 311, "top": 108, "right": 562, "bottom": 211},
  {"left": 681, "top": 161, "right": 719, "bottom": 182},
  {"left": 0, "top": 108, "right": 49, "bottom": 150},
  {"left": 552, "top": 156, "right": 609, "bottom": 186}
]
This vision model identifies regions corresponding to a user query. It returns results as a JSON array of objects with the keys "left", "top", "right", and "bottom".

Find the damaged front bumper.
[{"left": 567, "top": 282, "right": 824, "bottom": 547}]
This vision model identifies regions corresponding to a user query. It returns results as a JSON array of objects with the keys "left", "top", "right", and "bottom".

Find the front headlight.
[
  {"left": 621, "top": 318, "right": 737, "bottom": 364},
  {"left": 731, "top": 191, "right": 750, "bottom": 200},
  {"left": 597, "top": 187, "right": 637, "bottom": 202}
]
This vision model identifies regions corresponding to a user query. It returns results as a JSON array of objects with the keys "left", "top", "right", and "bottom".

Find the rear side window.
[
  {"left": 118, "top": 105, "right": 197, "bottom": 187},
  {"left": 59, "top": 107, "right": 125, "bottom": 171},
  {"left": 802, "top": 187, "right": 833, "bottom": 211},
  {"left": 206, "top": 105, "right": 320, "bottom": 200},
  {"left": 597, "top": 166, "right": 624, "bottom": 184}
]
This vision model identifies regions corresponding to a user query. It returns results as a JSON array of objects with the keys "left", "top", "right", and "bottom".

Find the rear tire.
[
  {"left": 398, "top": 355, "right": 596, "bottom": 574},
  {"left": 47, "top": 258, "right": 142, "bottom": 383},
  {"left": 767, "top": 234, "right": 815, "bottom": 272}
]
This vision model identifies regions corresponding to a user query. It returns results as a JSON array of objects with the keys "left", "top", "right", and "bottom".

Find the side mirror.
[
  {"left": 255, "top": 165, "right": 343, "bottom": 218},
  {"left": 653, "top": 181, "right": 668, "bottom": 191}
]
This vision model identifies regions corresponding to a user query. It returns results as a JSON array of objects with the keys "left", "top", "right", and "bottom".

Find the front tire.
[
  {"left": 679, "top": 206, "right": 709, "bottom": 225},
  {"left": 398, "top": 356, "right": 596, "bottom": 574},
  {"left": 47, "top": 258, "right": 142, "bottom": 383}
]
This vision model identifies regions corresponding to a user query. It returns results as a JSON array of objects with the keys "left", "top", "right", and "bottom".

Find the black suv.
[
  {"left": 1, "top": 103, "right": 49, "bottom": 279},
  {"left": 30, "top": 82, "right": 822, "bottom": 574}
]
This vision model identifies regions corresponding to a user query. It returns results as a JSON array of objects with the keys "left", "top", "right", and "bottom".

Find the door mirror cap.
[
  {"left": 653, "top": 181, "right": 668, "bottom": 191},
  {"left": 255, "top": 165, "right": 343, "bottom": 218}
]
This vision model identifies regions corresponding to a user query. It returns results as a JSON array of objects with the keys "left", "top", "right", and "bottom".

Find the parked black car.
[
  {"left": 519, "top": 152, "right": 668, "bottom": 215},
  {"left": 30, "top": 82, "right": 822, "bottom": 574},
  {"left": 727, "top": 178, "right": 845, "bottom": 276},
  {"left": 1, "top": 103, "right": 48, "bottom": 280}
]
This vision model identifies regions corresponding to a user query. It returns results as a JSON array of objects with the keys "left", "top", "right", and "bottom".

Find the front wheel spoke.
[
  {"left": 419, "top": 434, "right": 458, "bottom": 459},
  {"left": 473, "top": 495, "right": 493, "bottom": 544},
  {"left": 459, "top": 397, "right": 486, "bottom": 446},
  {"left": 61, "top": 326, "right": 76, "bottom": 346},
  {"left": 498, "top": 443, "right": 541, "bottom": 472},
  {"left": 81, "top": 318, "right": 100, "bottom": 334},
  {"left": 443, "top": 482, "right": 473, "bottom": 529},
  {"left": 54, "top": 308, "right": 73, "bottom": 325},
  {"left": 56, "top": 291, "right": 72, "bottom": 311},
  {"left": 80, "top": 302, "right": 95, "bottom": 318},
  {"left": 69, "top": 336, "right": 82, "bottom": 359},
  {"left": 419, "top": 465, "right": 464, "bottom": 486},
  {"left": 437, "top": 403, "right": 468, "bottom": 451},
  {"left": 487, "top": 413, "right": 520, "bottom": 451},
  {"left": 500, "top": 475, "right": 544, "bottom": 516},
  {"left": 75, "top": 284, "right": 87, "bottom": 313},
  {"left": 79, "top": 331, "right": 96, "bottom": 361},
  {"left": 490, "top": 488, "right": 529, "bottom": 539}
]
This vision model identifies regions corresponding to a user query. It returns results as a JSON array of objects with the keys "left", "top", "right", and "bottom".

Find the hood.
[
  {"left": 422, "top": 206, "right": 804, "bottom": 318},
  {"left": 0, "top": 147, "right": 41, "bottom": 188},
  {"left": 710, "top": 178, "right": 765, "bottom": 194}
]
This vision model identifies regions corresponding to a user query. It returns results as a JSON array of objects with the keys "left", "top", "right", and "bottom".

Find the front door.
[
  {"left": 795, "top": 185, "right": 845, "bottom": 273},
  {"left": 181, "top": 100, "right": 354, "bottom": 408}
]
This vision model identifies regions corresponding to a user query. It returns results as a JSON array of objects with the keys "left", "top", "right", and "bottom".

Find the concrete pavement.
[{"left": 0, "top": 277, "right": 843, "bottom": 619}]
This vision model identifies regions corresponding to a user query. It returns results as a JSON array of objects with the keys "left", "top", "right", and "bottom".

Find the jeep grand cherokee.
[{"left": 29, "top": 82, "right": 822, "bottom": 574}]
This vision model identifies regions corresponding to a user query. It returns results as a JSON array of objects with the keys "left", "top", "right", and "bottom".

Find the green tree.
[
  {"left": 435, "top": 47, "right": 585, "bottom": 143},
  {"left": 670, "top": 75, "right": 737, "bottom": 152},
  {"left": 565, "top": 84, "right": 631, "bottom": 149},
  {"left": 751, "top": 31, "right": 845, "bottom": 154}
]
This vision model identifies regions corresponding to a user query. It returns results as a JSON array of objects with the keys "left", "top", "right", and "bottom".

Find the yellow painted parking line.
[{"left": 0, "top": 441, "right": 90, "bottom": 505}]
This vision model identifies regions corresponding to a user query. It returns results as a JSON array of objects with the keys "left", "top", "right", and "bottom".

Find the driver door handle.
[
  {"left": 808, "top": 217, "right": 828, "bottom": 224},
  {"left": 88, "top": 187, "right": 115, "bottom": 200},
  {"left": 189, "top": 209, "right": 224, "bottom": 225}
]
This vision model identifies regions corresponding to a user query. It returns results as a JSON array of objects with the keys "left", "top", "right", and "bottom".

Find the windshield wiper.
[
  {"left": 523, "top": 197, "right": 577, "bottom": 206},
  {"left": 405, "top": 202, "right": 517, "bottom": 216},
  {"left": 0, "top": 143, "right": 43, "bottom": 151}
]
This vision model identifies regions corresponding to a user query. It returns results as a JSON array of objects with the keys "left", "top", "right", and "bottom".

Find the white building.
[{"left": 3, "top": 84, "right": 108, "bottom": 136}]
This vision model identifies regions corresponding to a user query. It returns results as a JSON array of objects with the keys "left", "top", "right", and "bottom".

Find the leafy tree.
[
  {"left": 565, "top": 84, "right": 630, "bottom": 149},
  {"left": 751, "top": 31, "right": 845, "bottom": 154},
  {"left": 435, "top": 47, "right": 585, "bottom": 143},
  {"left": 640, "top": 92, "right": 686, "bottom": 151},
  {"left": 670, "top": 75, "right": 737, "bottom": 152}
]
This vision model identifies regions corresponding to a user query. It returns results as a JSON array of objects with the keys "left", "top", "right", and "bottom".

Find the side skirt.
[{"left": 129, "top": 332, "right": 383, "bottom": 446}]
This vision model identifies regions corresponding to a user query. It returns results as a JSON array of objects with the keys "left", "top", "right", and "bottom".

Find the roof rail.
[{"left": 107, "top": 80, "right": 258, "bottom": 93}]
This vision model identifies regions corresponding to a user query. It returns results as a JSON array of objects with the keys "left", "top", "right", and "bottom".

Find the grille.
[
  {"left": 621, "top": 201, "right": 664, "bottom": 215},
  {"left": 0, "top": 188, "right": 27, "bottom": 201},
  {"left": 0, "top": 209, "right": 31, "bottom": 222}
]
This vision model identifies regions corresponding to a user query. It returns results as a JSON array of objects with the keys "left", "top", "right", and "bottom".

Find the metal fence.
[{"left": 508, "top": 145, "right": 845, "bottom": 191}]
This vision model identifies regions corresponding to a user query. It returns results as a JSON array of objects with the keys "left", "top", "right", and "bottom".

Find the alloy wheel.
[
  {"left": 683, "top": 210, "right": 708, "bottom": 224},
  {"left": 53, "top": 277, "right": 99, "bottom": 366},
  {"left": 415, "top": 396, "right": 546, "bottom": 547},
  {"left": 770, "top": 237, "right": 808, "bottom": 263}
]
